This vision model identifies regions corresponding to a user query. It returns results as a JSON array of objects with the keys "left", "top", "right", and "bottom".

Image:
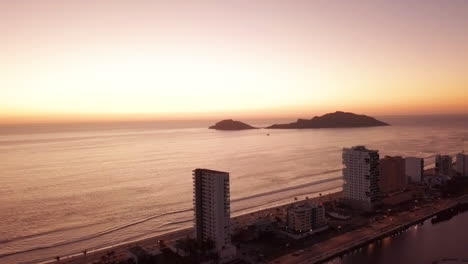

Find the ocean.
[
  {"left": 1, "top": 115, "right": 467, "bottom": 264},
  {"left": 330, "top": 210, "right": 468, "bottom": 264}
]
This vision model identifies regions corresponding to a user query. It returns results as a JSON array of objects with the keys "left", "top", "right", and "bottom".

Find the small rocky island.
[
  {"left": 209, "top": 119, "right": 257, "bottom": 130},
  {"left": 267, "top": 111, "right": 389, "bottom": 129}
]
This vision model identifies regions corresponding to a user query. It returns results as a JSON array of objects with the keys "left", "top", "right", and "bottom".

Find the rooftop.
[
  {"left": 344, "top": 145, "right": 378, "bottom": 153},
  {"left": 193, "top": 168, "right": 229, "bottom": 175}
]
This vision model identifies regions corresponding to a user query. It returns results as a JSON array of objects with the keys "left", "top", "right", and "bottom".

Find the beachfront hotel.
[
  {"left": 192, "top": 168, "right": 236, "bottom": 261},
  {"left": 342, "top": 146, "right": 380, "bottom": 210}
]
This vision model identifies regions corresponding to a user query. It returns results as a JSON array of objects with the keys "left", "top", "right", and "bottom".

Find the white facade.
[
  {"left": 287, "top": 203, "right": 326, "bottom": 232},
  {"left": 435, "top": 154, "right": 453, "bottom": 177},
  {"left": 455, "top": 153, "right": 468, "bottom": 177},
  {"left": 287, "top": 204, "right": 313, "bottom": 232},
  {"left": 405, "top": 157, "right": 424, "bottom": 182},
  {"left": 193, "top": 169, "right": 235, "bottom": 260},
  {"left": 342, "top": 146, "right": 380, "bottom": 210}
]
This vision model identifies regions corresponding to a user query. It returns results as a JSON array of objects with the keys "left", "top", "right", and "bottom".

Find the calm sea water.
[
  {"left": 1, "top": 115, "right": 467, "bottom": 264},
  {"left": 329, "top": 211, "right": 468, "bottom": 264}
]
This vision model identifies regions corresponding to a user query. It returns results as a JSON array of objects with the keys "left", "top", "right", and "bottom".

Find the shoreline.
[
  {"left": 29, "top": 190, "right": 342, "bottom": 264},
  {"left": 21, "top": 182, "right": 468, "bottom": 264}
]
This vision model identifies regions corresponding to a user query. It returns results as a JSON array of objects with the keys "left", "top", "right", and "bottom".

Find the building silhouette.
[
  {"left": 435, "top": 154, "right": 453, "bottom": 177},
  {"left": 192, "top": 168, "right": 236, "bottom": 261},
  {"left": 405, "top": 157, "right": 424, "bottom": 182},
  {"left": 456, "top": 152, "right": 468, "bottom": 177},
  {"left": 379, "top": 156, "right": 407, "bottom": 194}
]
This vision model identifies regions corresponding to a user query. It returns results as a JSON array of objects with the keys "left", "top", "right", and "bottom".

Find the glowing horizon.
[{"left": 2, "top": 0, "right": 467, "bottom": 123}]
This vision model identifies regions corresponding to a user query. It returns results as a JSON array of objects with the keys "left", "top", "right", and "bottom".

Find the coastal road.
[{"left": 269, "top": 199, "right": 456, "bottom": 264}]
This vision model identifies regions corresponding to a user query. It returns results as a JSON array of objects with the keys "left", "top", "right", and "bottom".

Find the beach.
[{"left": 39, "top": 192, "right": 343, "bottom": 264}]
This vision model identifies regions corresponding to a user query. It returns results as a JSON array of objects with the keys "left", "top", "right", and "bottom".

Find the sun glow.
[{"left": 1, "top": 0, "right": 468, "bottom": 123}]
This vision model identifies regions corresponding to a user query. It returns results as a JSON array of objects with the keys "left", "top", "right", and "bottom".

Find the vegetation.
[
  {"left": 175, "top": 237, "right": 219, "bottom": 263},
  {"left": 441, "top": 177, "right": 468, "bottom": 197}
]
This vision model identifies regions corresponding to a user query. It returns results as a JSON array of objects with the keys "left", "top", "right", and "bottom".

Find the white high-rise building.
[
  {"left": 193, "top": 169, "right": 236, "bottom": 261},
  {"left": 456, "top": 152, "right": 468, "bottom": 177},
  {"left": 405, "top": 157, "right": 424, "bottom": 182},
  {"left": 342, "top": 146, "right": 380, "bottom": 210}
]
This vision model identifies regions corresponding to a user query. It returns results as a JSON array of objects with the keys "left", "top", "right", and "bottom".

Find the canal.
[{"left": 328, "top": 211, "right": 468, "bottom": 264}]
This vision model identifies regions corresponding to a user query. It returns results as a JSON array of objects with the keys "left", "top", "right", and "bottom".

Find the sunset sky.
[{"left": 2, "top": 0, "right": 468, "bottom": 123}]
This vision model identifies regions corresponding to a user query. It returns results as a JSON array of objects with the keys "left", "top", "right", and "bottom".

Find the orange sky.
[{"left": 2, "top": 0, "right": 468, "bottom": 123}]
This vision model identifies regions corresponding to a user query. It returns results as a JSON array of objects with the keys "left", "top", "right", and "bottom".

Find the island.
[
  {"left": 266, "top": 111, "right": 389, "bottom": 129},
  {"left": 209, "top": 119, "right": 257, "bottom": 130}
]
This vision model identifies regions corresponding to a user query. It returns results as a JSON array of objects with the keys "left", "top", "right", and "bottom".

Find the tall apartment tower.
[
  {"left": 435, "top": 155, "right": 453, "bottom": 177},
  {"left": 456, "top": 152, "right": 468, "bottom": 177},
  {"left": 379, "top": 156, "right": 407, "bottom": 194},
  {"left": 193, "top": 169, "right": 235, "bottom": 260},
  {"left": 405, "top": 157, "right": 424, "bottom": 182},
  {"left": 342, "top": 146, "right": 380, "bottom": 210}
]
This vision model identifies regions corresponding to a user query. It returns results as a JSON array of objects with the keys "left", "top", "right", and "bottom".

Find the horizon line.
[{"left": 1, "top": 111, "right": 468, "bottom": 126}]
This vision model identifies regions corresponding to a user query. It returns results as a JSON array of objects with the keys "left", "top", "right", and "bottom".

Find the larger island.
[{"left": 267, "top": 111, "right": 389, "bottom": 129}]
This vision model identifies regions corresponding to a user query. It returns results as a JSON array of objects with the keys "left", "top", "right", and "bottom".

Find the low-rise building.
[
  {"left": 127, "top": 245, "right": 162, "bottom": 264},
  {"left": 405, "top": 157, "right": 424, "bottom": 183},
  {"left": 280, "top": 202, "right": 328, "bottom": 239},
  {"left": 232, "top": 219, "right": 274, "bottom": 243},
  {"left": 286, "top": 203, "right": 327, "bottom": 232}
]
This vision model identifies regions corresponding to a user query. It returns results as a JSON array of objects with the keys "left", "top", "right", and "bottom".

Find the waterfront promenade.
[{"left": 268, "top": 198, "right": 458, "bottom": 264}]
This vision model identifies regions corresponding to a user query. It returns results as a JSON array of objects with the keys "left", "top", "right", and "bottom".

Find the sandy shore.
[{"left": 38, "top": 191, "right": 342, "bottom": 264}]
